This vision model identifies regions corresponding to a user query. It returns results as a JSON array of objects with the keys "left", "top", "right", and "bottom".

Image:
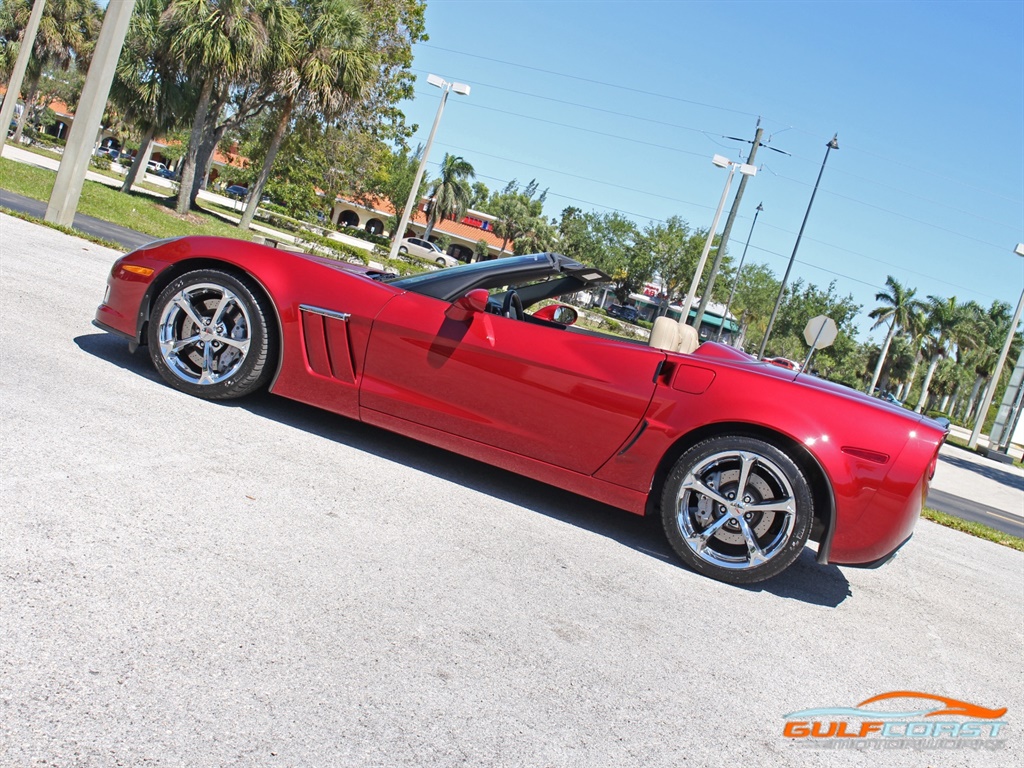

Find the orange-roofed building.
[{"left": 331, "top": 195, "right": 509, "bottom": 263}]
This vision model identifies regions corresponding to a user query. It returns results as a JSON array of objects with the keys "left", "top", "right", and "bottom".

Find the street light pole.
[
  {"left": 715, "top": 202, "right": 762, "bottom": 343},
  {"left": 679, "top": 155, "right": 757, "bottom": 329},
  {"left": 968, "top": 243, "right": 1024, "bottom": 450},
  {"left": 387, "top": 74, "right": 469, "bottom": 262},
  {"left": 758, "top": 134, "right": 838, "bottom": 360},
  {"left": 693, "top": 123, "right": 764, "bottom": 331}
]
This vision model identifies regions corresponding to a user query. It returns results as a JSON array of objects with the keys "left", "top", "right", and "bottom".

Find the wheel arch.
[
  {"left": 645, "top": 421, "right": 836, "bottom": 563},
  {"left": 138, "top": 258, "right": 285, "bottom": 387}
]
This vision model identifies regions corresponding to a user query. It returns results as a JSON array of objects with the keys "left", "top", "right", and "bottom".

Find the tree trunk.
[
  {"left": 239, "top": 97, "right": 292, "bottom": 231},
  {"left": 904, "top": 352, "right": 922, "bottom": 399},
  {"left": 963, "top": 376, "right": 984, "bottom": 422},
  {"left": 191, "top": 121, "right": 227, "bottom": 205},
  {"left": 422, "top": 199, "right": 437, "bottom": 240},
  {"left": 11, "top": 76, "right": 40, "bottom": 144},
  {"left": 121, "top": 126, "right": 156, "bottom": 193},
  {"left": 175, "top": 76, "right": 215, "bottom": 214},
  {"left": 867, "top": 318, "right": 898, "bottom": 394},
  {"left": 915, "top": 354, "right": 941, "bottom": 413}
]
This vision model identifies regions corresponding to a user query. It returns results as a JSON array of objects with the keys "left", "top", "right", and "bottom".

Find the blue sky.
[{"left": 397, "top": 0, "right": 1024, "bottom": 340}]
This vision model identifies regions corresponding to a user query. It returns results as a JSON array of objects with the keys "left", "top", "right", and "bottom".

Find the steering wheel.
[{"left": 501, "top": 290, "right": 524, "bottom": 321}]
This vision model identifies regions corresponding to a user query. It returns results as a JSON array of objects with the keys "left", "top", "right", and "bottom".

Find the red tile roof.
[{"left": 336, "top": 194, "right": 507, "bottom": 250}]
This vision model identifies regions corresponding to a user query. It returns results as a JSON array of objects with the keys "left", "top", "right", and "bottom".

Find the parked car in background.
[
  {"left": 225, "top": 185, "right": 249, "bottom": 199},
  {"left": 607, "top": 304, "right": 640, "bottom": 322},
  {"left": 94, "top": 244, "right": 949, "bottom": 585},
  {"left": 765, "top": 357, "right": 802, "bottom": 372},
  {"left": 155, "top": 167, "right": 178, "bottom": 180},
  {"left": 147, "top": 160, "right": 168, "bottom": 175},
  {"left": 873, "top": 389, "right": 903, "bottom": 406},
  {"left": 399, "top": 237, "right": 459, "bottom": 267}
]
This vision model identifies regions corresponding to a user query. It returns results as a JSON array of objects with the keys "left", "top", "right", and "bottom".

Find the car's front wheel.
[
  {"left": 661, "top": 436, "right": 813, "bottom": 583},
  {"left": 147, "top": 269, "right": 275, "bottom": 400}
]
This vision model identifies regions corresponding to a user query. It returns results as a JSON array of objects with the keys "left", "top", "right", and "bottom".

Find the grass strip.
[
  {"left": 0, "top": 157, "right": 260, "bottom": 241},
  {"left": 922, "top": 507, "right": 1024, "bottom": 551}
]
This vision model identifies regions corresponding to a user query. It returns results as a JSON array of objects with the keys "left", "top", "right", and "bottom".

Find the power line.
[
  {"left": 413, "top": 86, "right": 1018, "bottom": 243},
  {"left": 410, "top": 67, "right": 721, "bottom": 140},
  {"left": 419, "top": 44, "right": 1024, "bottom": 208},
  {"left": 412, "top": 89, "right": 709, "bottom": 160},
  {"left": 420, "top": 151, "right": 1001, "bottom": 306},
  {"left": 766, "top": 169, "right": 1013, "bottom": 252},
  {"left": 418, "top": 44, "right": 758, "bottom": 118}
]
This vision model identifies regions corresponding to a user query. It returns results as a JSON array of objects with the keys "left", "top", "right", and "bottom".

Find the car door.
[{"left": 358, "top": 290, "right": 665, "bottom": 475}]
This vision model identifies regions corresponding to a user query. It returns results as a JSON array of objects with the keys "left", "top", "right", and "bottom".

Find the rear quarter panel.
[{"left": 594, "top": 351, "right": 944, "bottom": 564}]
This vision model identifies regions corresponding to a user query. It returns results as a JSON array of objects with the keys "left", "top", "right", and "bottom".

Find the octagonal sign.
[{"left": 804, "top": 315, "right": 837, "bottom": 349}]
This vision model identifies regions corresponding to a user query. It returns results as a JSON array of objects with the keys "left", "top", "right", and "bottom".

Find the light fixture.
[{"left": 388, "top": 74, "right": 471, "bottom": 261}]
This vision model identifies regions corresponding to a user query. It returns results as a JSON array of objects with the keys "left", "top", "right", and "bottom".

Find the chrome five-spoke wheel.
[
  {"left": 148, "top": 269, "right": 274, "bottom": 400},
  {"left": 661, "top": 436, "right": 813, "bottom": 583}
]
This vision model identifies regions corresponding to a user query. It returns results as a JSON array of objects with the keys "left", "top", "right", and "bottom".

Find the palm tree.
[
  {"left": 110, "top": 0, "right": 191, "bottom": 194},
  {"left": 238, "top": 0, "right": 374, "bottom": 230},
  {"left": 2, "top": 0, "right": 100, "bottom": 144},
  {"left": 866, "top": 276, "right": 924, "bottom": 396},
  {"left": 898, "top": 306, "right": 929, "bottom": 400},
  {"left": 163, "top": 0, "right": 272, "bottom": 214},
  {"left": 491, "top": 179, "right": 546, "bottom": 254},
  {"left": 915, "top": 295, "right": 961, "bottom": 413},
  {"left": 421, "top": 153, "right": 474, "bottom": 240},
  {"left": 962, "top": 300, "right": 1013, "bottom": 421}
]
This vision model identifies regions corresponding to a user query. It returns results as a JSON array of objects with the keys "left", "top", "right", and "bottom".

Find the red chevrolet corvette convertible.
[{"left": 94, "top": 237, "right": 947, "bottom": 584}]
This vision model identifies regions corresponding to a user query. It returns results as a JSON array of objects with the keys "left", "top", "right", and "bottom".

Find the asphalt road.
[
  {"left": 1, "top": 213, "right": 1022, "bottom": 767},
  {"left": 0, "top": 187, "right": 154, "bottom": 250},
  {"left": 928, "top": 489, "right": 1024, "bottom": 538}
]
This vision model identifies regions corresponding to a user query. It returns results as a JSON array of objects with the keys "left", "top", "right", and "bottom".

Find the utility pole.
[
  {"left": 45, "top": 0, "right": 136, "bottom": 226},
  {"left": 0, "top": 0, "right": 47, "bottom": 157},
  {"left": 692, "top": 119, "right": 773, "bottom": 331}
]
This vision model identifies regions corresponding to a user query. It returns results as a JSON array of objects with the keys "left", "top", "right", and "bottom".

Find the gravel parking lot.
[{"left": 1, "top": 213, "right": 1021, "bottom": 767}]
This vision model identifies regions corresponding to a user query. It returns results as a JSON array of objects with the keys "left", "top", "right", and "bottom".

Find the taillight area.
[{"left": 927, "top": 444, "right": 942, "bottom": 480}]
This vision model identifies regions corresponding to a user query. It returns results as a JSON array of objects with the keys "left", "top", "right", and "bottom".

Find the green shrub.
[
  {"left": 294, "top": 231, "right": 370, "bottom": 264},
  {"left": 337, "top": 225, "right": 390, "bottom": 248}
]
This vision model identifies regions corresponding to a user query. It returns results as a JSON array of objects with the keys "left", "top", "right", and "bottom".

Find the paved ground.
[
  {"left": 929, "top": 445, "right": 1024, "bottom": 537},
  {"left": 1, "top": 213, "right": 1022, "bottom": 767}
]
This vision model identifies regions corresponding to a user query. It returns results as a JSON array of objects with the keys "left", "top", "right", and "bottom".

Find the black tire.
[
  {"left": 398, "top": 246, "right": 408, "bottom": 254},
  {"left": 660, "top": 436, "right": 813, "bottom": 583},
  {"left": 436, "top": 257, "right": 447, "bottom": 267},
  {"left": 147, "top": 269, "right": 275, "bottom": 400}
]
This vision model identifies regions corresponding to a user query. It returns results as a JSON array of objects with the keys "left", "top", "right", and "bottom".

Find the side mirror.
[
  {"left": 552, "top": 306, "right": 578, "bottom": 326},
  {"left": 531, "top": 303, "right": 578, "bottom": 326},
  {"left": 445, "top": 288, "right": 490, "bottom": 322}
]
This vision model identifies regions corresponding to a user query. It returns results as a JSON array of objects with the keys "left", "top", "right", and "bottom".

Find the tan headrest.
[{"left": 648, "top": 316, "right": 700, "bottom": 354}]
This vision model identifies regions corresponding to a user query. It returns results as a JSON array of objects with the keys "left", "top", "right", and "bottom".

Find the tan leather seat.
[{"left": 648, "top": 316, "right": 700, "bottom": 354}]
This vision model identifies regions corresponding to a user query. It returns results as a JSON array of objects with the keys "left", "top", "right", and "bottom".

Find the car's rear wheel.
[
  {"left": 147, "top": 269, "right": 274, "bottom": 400},
  {"left": 661, "top": 436, "right": 813, "bottom": 583},
  {"left": 398, "top": 246, "right": 408, "bottom": 254}
]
